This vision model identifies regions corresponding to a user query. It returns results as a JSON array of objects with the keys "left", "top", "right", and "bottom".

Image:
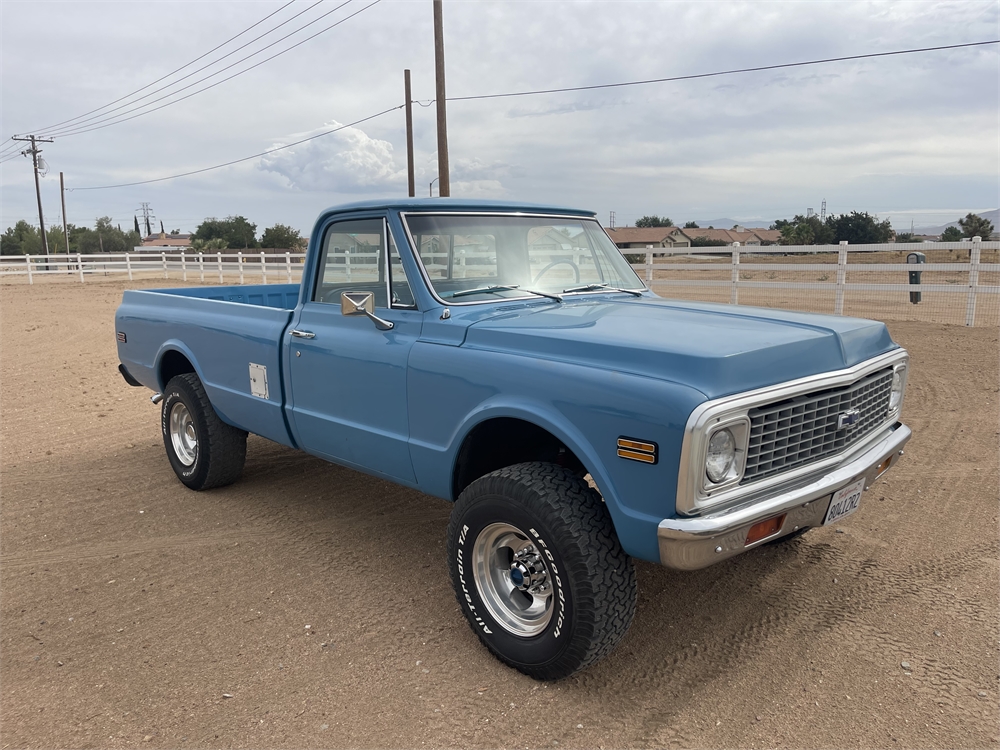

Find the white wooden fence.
[
  {"left": 628, "top": 238, "right": 999, "bottom": 327},
  {"left": 0, "top": 250, "right": 309, "bottom": 285},
  {"left": 2, "top": 239, "right": 997, "bottom": 327}
]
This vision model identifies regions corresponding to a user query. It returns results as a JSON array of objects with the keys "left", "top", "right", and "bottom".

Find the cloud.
[{"left": 257, "top": 122, "right": 405, "bottom": 192}]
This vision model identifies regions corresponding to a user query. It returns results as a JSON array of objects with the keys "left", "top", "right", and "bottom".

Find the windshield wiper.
[
  {"left": 447, "top": 285, "right": 563, "bottom": 302},
  {"left": 447, "top": 284, "right": 521, "bottom": 299},
  {"left": 562, "top": 283, "right": 643, "bottom": 297}
]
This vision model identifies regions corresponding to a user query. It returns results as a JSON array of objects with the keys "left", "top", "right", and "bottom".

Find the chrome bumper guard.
[{"left": 657, "top": 423, "right": 911, "bottom": 570}]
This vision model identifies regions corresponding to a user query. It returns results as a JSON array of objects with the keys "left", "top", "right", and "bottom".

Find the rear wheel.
[
  {"left": 447, "top": 462, "right": 636, "bottom": 680},
  {"left": 161, "top": 373, "right": 247, "bottom": 490}
]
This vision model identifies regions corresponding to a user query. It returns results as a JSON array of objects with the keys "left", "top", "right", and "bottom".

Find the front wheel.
[
  {"left": 161, "top": 373, "right": 247, "bottom": 490},
  {"left": 447, "top": 462, "right": 636, "bottom": 680}
]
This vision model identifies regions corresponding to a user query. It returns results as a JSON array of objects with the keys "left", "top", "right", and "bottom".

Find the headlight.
[
  {"left": 705, "top": 428, "right": 736, "bottom": 483},
  {"left": 889, "top": 366, "right": 906, "bottom": 413}
]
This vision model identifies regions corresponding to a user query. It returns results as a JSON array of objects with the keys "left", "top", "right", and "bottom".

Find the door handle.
[{"left": 289, "top": 329, "right": 316, "bottom": 339}]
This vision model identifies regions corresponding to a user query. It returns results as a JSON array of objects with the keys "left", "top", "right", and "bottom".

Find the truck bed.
[{"left": 116, "top": 284, "right": 300, "bottom": 447}]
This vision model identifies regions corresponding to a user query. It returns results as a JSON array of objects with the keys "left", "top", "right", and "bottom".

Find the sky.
[{"left": 1, "top": 0, "right": 997, "bottom": 238}]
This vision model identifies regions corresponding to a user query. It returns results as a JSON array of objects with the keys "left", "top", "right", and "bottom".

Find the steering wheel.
[{"left": 532, "top": 259, "right": 580, "bottom": 284}]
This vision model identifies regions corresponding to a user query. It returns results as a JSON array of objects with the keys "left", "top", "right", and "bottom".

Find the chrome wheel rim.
[
  {"left": 168, "top": 401, "right": 198, "bottom": 466},
  {"left": 472, "top": 522, "right": 554, "bottom": 637}
]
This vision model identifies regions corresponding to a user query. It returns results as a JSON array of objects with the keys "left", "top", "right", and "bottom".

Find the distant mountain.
[
  {"left": 914, "top": 209, "right": 998, "bottom": 236},
  {"left": 682, "top": 218, "right": 773, "bottom": 229}
]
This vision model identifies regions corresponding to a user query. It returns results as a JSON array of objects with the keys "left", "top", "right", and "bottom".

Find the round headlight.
[
  {"left": 889, "top": 368, "right": 904, "bottom": 411},
  {"left": 706, "top": 428, "right": 736, "bottom": 484}
]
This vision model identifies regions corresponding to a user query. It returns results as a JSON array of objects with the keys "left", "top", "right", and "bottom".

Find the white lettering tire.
[{"left": 447, "top": 462, "right": 636, "bottom": 680}]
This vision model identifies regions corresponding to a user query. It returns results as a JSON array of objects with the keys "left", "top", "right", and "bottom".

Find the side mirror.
[{"left": 340, "top": 291, "right": 394, "bottom": 331}]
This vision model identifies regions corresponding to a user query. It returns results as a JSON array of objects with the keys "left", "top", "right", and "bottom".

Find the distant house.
[
  {"left": 604, "top": 226, "right": 690, "bottom": 250},
  {"left": 141, "top": 231, "right": 192, "bottom": 249},
  {"left": 679, "top": 228, "right": 782, "bottom": 246}
]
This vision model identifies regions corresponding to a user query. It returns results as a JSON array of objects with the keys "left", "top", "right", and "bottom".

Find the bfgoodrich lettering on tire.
[
  {"left": 447, "top": 462, "right": 636, "bottom": 680},
  {"left": 161, "top": 373, "right": 247, "bottom": 491}
]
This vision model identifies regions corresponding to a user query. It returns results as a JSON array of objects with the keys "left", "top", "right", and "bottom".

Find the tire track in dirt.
[{"left": 628, "top": 538, "right": 996, "bottom": 745}]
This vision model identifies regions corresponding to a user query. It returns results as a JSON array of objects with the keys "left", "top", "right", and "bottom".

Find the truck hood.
[{"left": 462, "top": 295, "right": 898, "bottom": 399}]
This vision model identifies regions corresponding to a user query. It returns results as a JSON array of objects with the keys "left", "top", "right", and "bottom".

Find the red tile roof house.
[{"left": 604, "top": 226, "right": 691, "bottom": 251}]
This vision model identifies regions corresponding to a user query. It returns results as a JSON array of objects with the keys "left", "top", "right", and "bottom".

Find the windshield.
[{"left": 402, "top": 214, "right": 644, "bottom": 302}]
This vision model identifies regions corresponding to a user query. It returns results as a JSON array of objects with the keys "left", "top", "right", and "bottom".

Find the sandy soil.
[{"left": 1, "top": 279, "right": 997, "bottom": 749}]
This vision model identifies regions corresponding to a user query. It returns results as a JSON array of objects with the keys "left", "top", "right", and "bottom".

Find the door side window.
[{"left": 313, "top": 219, "right": 386, "bottom": 306}]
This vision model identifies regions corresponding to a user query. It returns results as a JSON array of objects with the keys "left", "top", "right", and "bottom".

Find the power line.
[
  {"left": 70, "top": 105, "right": 403, "bottom": 190},
  {"left": 446, "top": 39, "right": 1000, "bottom": 102},
  {"left": 43, "top": 0, "right": 372, "bottom": 139},
  {"left": 26, "top": 0, "right": 299, "bottom": 136},
  {"left": 65, "top": 38, "right": 998, "bottom": 191}
]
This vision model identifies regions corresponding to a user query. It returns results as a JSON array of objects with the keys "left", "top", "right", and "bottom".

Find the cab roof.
[{"left": 318, "top": 197, "right": 597, "bottom": 218}]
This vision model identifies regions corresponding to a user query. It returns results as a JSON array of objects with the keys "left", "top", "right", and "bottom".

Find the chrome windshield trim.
[
  {"left": 398, "top": 210, "right": 646, "bottom": 308},
  {"left": 675, "top": 348, "right": 909, "bottom": 516}
]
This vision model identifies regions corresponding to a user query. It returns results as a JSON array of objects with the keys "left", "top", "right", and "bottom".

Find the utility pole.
[
  {"left": 433, "top": 0, "right": 450, "bottom": 197},
  {"left": 60, "top": 172, "right": 70, "bottom": 253},
  {"left": 404, "top": 69, "right": 416, "bottom": 198},
  {"left": 12, "top": 135, "right": 54, "bottom": 255}
]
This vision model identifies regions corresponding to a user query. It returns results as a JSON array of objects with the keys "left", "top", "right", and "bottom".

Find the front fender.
[{"left": 406, "top": 342, "right": 707, "bottom": 563}]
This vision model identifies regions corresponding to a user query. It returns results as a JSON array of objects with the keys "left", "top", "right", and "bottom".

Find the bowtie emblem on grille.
[{"left": 837, "top": 409, "right": 861, "bottom": 430}]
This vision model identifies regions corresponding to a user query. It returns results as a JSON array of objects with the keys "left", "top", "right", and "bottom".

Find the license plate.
[{"left": 823, "top": 477, "right": 865, "bottom": 526}]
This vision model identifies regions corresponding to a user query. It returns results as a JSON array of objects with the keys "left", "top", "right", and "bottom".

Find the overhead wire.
[
  {"left": 444, "top": 40, "right": 999, "bottom": 102},
  {"left": 42, "top": 0, "right": 366, "bottom": 139},
  {"left": 64, "top": 38, "right": 1000, "bottom": 190},
  {"left": 26, "top": 0, "right": 300, "bottom": 136},
  {"left": 69, "top": 105, "right": 404, "bottom": 190}
]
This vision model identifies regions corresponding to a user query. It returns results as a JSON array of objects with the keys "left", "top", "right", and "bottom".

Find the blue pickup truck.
[{"left": 116, "top": 198, "right": 911, "bottom": 679}]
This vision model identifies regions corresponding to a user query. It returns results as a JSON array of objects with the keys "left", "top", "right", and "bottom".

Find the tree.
[
  {"left": 190, "top": 238, "right": 229, "bottom": 252},
  {"left": 193, "top": 216, "right": 259, "bottom": 249},
  {"left": 72, "top": 217, "right": 141, "bottom": 254},
  {"left": 683, "top": 221, "right": 699, "bottom": 229},
  {"left": 776, "top": 214, "right": 833, "bottom": 245},
  {"left": 260, "top": 223, "right": 303, "bottom": 250},
  {"left": 0, "top": 220, "right": 41, "bottom": 255},
  {"left": 690, "top": 236, "right": 728, "bottom": 247},
  {"left": 635, "top": 215, "right": 673, "bottom": 228},
  {"left": 958, "top": 213, "right": 994, "bottom": 239},
  {"left": 894, "top": 232, "right": 917, "bottom": 243},
  {"left": 826, "top": 211, "right": 892, "bottom": 244},
  {"left": 941, "top": 226, "right": 963, "bottom": 242}
]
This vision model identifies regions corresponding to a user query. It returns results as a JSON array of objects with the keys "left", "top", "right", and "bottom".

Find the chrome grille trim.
[
  {"left": 674, "top": 349, "right": 909, "bottom": 517},
  {"left": 742, "top": 369, "right": 893, "bottom": 483}
]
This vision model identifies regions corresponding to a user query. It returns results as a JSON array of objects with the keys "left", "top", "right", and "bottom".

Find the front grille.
[{"left": 742, "top": 368, "right": 893, "bottom": 484}]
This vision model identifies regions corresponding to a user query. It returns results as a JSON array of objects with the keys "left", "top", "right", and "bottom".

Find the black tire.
[
  {"left": 447, "top": 462, "right": 636, "bottom": 680},
  {"left": 161, "top": 373, "right": 247, "bottom": 491}
]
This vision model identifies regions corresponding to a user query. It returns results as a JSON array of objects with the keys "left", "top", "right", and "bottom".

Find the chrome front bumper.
[{"left": 657, "top": 423, "right": 911, "bottom": 570}]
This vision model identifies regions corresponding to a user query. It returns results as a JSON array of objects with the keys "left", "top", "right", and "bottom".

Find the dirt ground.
[{"left": 1, "top": 279, "right": 997, "bottom": 749}]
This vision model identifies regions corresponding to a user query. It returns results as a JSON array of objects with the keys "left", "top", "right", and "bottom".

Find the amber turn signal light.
[{"left": 745, "top": 514, "right": 786, "bottom": 546}]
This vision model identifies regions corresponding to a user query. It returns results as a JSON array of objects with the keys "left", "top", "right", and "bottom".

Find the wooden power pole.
[
  {"left": 12, "top": 135, "right": 54, "bottom": 255},
  {"left": 60, "top": 172, "right": 70, "bottom": 253},
  {"left": 433, "top": 0, "right": 450, "bottom": 197},
  {"left": 404, "top": 69, "right": 415, "bottom": 198}
]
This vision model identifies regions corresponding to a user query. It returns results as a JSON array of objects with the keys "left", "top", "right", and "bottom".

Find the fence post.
[
  {"left": 217, "top": 252, "right": 223, "bottom": 284},
  {"left": 78, "top": 253, "right": 85, "bottom": 282},
  {"left": 160, "top": 251, "right": 167, "bottom": 279},
  {"left": 126, "top": 252, "right": 133, "bottom": 281},
  {"left": 25, "top": 254, "right": 33, "bottom": 285},
  {"left": 965, "top": 237, "right": 981, "bottom": 326},
  {"left": 238, "top": 251, "right": 244, "bottom": 284},
  {"left": 181, "top": 250, "right": 187, "bottom": 282},
  {"left": 835, "top": 241, "right": 848, "bottom": 315},
  {"left": 730, "top": 243, "right": 740, "bottom": 305},
  {"left": 198, "top": 253, "right": 205, "bottom": 282},
  {"left": 645, "top": 246, "right": 653, "bottom": 284},
  {"left": 345, "top": 250, "right": 352, "bottom": 281},
  {"left": 285, "top": 252, "right": 292, "bottom": 283},
  {"left": 260, "top": 251, "right": 267, "bottom": 284}
]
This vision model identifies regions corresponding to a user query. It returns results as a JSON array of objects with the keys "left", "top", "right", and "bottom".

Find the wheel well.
[
  {"left": 159, "top": 350, "right": 196, "bottom": 390},
  {"left": 452, "top": 418, "right": 586, "bottom": 500}
]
